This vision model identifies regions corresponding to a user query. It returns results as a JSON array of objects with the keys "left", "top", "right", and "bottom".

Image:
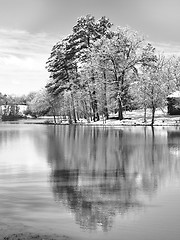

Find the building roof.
[{"left": 167, "top": 91, "right": 180, "bottom": 98}]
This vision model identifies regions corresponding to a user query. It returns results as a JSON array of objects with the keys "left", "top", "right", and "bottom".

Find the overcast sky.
[{"left": 0, "top": 0, "right": 180, "bottom": 95}]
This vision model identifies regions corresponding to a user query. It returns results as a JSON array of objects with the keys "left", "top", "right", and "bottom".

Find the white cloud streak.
[
  {"left": 0, "top": 29, "right": 59, "bottom": 95},
  {"left": 152, "top": 42, "right": 180, "bottom": 56}
]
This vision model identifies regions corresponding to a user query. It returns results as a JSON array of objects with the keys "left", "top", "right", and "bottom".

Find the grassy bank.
[{"left": 7, "top": 108, "right": 180, "bottom": 127}]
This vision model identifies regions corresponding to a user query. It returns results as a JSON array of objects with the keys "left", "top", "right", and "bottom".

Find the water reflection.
[
  {"left": 45, "top": 126, "right": 180, "bottom": 231},
  {"left": 168, "top": 130, "right": 180, "bottom": 156},
  {"left": 1, "top": 125, "right": 180, "bottom": 235},
  {"left": 0, "top": 125, "right": 49, "bottom": 174},
  {"left": 51, "top": 170, "right": 145, "bottom": 231}
]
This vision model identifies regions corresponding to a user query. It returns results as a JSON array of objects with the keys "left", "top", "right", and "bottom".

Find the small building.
[
  {"left": 0, "top": 104, "right": 28, "bottom": 116},
  {"left": 167, "top": 91, "right": 180, "bottom": 115},
  {"left": 0, "top": 104, "right": 28, "bottom": 121}
]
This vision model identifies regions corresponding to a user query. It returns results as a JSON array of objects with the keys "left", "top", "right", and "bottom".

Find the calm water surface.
[{"left": 0, "top": 124, "right": 180, "bottom": 240}]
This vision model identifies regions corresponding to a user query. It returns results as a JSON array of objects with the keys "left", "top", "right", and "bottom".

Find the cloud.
[
  {"left": 0, "top": 29, "right": 59, "bottom": 95},
  {"left": 152, "top": 41, "right": 180, "bottom": 56}
]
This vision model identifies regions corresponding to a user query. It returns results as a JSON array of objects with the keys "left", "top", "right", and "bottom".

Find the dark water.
[{"left": 0, "top": 124, "right": 180, "bottom": 240}]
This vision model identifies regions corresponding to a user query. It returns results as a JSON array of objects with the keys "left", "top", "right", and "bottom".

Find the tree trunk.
[
  {"left": 117, "top": 71, "right": 125, "bottom": 121},
  {"left": 103, "top": 69, "right": 109, "bottom": 120},
  {"left": 91, "top": 72, "right": 99, "bottom": 122},
  {"left": 94, "top": 98, "right": 100, "bottom": 121},
  {"left": 68, "top": 110, "right": 72, "bottom": 124},
  {"left": 82, "top": 100, "right": 90, "bottom": 122},
  {"left": 53, "top": 114, "right": 56, "bottom": 124},
  {"left": 71, "top": 92, "right": 77, "bottom": 123},
  {"left": 144, "top": 105, "right": 147, "bottom": 123},
  {"left": 50, "top": 105, "right": 57, "bottom": 124},
  {"left": 118, "top": 95, "right": 123, "bottom": 120},
  {"left": 76, "top": 112, "right": 80, "bottom": 121},
  {"left": 91, "top": 92, "right": 99, "bottom": 122},
  {"left": 104, "top": 101, "right": 109, "bottom": 120},
  {"left": 91, "top": 101, "right": 96, "bottom": 122},
  {"left": 151, "top": 105, "right": 156, "bottom": 126}
]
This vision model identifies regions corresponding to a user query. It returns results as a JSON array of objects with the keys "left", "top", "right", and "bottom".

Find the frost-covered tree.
[
  {"left": 29, "top": 89, "right": 60, "bottom": 123},
  {"left": 137, "top": 53, "right": 167, "bottom": 125}
]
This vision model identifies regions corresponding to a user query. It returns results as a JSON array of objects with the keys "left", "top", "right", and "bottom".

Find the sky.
[{"left": 0, "top": 0, "right": 180, "bottom": 96}]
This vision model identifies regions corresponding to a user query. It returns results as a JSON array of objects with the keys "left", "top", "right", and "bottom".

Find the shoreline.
[
  {"left": 2, "top": 118, "right": 180, "bottom": 128},
  {"left": 1, "top": 109, "right": 180, "bottom": 127},
  {"left": 2, "top": 120, "right": 180, "bottom": 127},
  {"left": 1, "top": 232, "right": 71, "bottom": 240},
  {"left": 0, "top": 222, "right": 72, "bottom": 240}
]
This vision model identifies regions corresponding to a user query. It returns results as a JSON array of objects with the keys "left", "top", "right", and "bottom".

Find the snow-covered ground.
[
  {"left": 81, "top": 108, "right": 180, "bottom": 126},
  {"left": 5, "top": 108, "right": 180, "bottom": 126}
]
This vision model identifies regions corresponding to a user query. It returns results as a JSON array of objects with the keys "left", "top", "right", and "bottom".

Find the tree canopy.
[{"left": 44, "top": 15, "right": 180, "bottom": 124}]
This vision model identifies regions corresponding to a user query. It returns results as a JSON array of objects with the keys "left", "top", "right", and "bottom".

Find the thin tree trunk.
[
  {"left": 68, "top": 110, "right": 72, "bottom": 124},
  {"left": 144, "top": 105, "right": 147, "bottom": 123},
  {"left": 49, "top": 102, "right": 57, "bottom": 124},
  {"left": 71, "top": 92, "right": 77, "bottom": 123},
  {"left": 91, "top": 71, "right": 99, "bottom": 122},
  {"left": 111, "top": 58, "right": 123, "bottom": 120},
  {"left": 91, "top": 100, "right": 96, "bottom": 122},
  {"left": 118, "top": 94, "right": 123, "bottom": 120},
  {"left": 117, "top": 71, "right": 125, "bottom": 121},
  {"left": 91, "top": 91, "right": 99, "bottom": 121},
  {"left": 88, "top": 89, "right": 96, "bottom": 122},
  {"left": 76, "top": 112, "right": 80, "bottom": 121},
  {"left": 82, "top": 100, "right": 89, "bottom": 122},
  {"left": 53, "top": 114, "right": 56, "bottom": 124},
  {"left": 94, "top": 98, "right": 99, "bottom": 121},
  {"left": 151, "top": 105, "right": 156, "bottom": 125},
  {"left": 151, "top": 126, "right": 155, "bottom": 164},
  {"left": 103, "top": 70, "right": 109, "bottom": 120},
  {"left": 91, "top": 93, "right": 99, "bottom": 122}
]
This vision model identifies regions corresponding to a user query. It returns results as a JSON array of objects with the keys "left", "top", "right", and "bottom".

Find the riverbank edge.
[
  {"left": 0, "top": 222, "right": 73, "bottom": 240},
  {"left": 3, "top": 118, "right": 180, "bottom": 127},
  {"left": 1, "top": 232, "right": 71, "bottom": 240},
  {"left": 20, "top": 122, "right": 180, "bottom": 127},
  {"left": 1, "top": 109, "right": 180, "bottom": 127}
]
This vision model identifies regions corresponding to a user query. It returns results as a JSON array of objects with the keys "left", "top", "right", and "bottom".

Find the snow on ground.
[
  {"left": 167, "top": 91, "right": 180, "bottom": 98},
  {"left": 82, "top": 108, "right": 180, "bottom": 126},
  {"left": 6, "top": 108, "right": 180, "bottom": 126}
]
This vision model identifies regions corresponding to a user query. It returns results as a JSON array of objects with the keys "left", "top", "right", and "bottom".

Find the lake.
[{"left": 0, "top": 124, "right": 180, "bottom": 240}]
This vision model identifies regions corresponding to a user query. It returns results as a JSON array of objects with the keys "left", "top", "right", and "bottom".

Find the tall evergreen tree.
[
  {"left": 67, "top": 15, "right": 113, "bottom": 121},
  {"left": 46, "top": 38, "right": 78, "bottom": 123}
]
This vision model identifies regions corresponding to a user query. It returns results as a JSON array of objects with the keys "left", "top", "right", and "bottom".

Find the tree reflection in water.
[
  {"left": 47, "top": 126, "right": 161, "bottom": 231},
  {"left": 50, "top": 169, "right": 149, "bottom": 231},
  {"left": 168, "top": 130, "right": 180, "bottom": 156},
  {"left": 1, "top": 125, "right": 180, "bottom": 232}
]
